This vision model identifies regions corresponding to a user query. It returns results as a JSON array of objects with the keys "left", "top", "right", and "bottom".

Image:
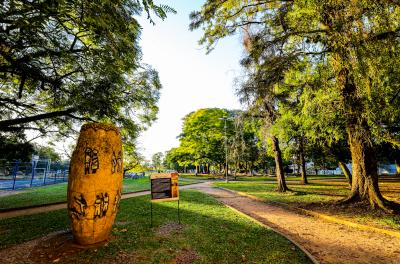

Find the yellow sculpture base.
[{"left": 67, "top": 123, "right": 123, "bottom": 245}]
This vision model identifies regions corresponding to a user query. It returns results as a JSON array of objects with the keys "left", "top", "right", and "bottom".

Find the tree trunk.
[
  {"left": 234, "top": 162, "right": 238, "bottom": 180},
  {"left": 224, "top": 163, "right": 229, "bottom": 181},
  {"left": 343, "top": 126, "right": 393, "bottom": 211},
  {"left": 299, "top": 138, "right": 308, "bottom": 184},
  {"left": 297, "top": 159, "right": 301, "bottom": 176},
  {"left": 338, "top": 67, "right": 394, "bottom": 212},
  {"left": 395, "top": 160, "right": 400, "bottom": 176},
  {"left": 271, "top": 136, "right": 289, "bottom": 192},
  {"left": 338, "top": 161, "right": 352, "bottom": 186},
  {"left": 300, "top": 153, "right": 307, "bottom": 184}
]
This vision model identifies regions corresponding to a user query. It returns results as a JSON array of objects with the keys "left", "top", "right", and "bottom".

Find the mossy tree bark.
[
  {"left": 339, "top": 68, "right": 394, "bottom": 212},
  {"left": 344, "top": 126, "right": 393, "bottom": 211},
  {"left": 271, "top": 136, "right": 289, "bottom": 192}
]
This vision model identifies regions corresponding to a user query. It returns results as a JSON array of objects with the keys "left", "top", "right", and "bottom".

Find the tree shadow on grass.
[
  {"left": 289, "top": 190, "right": 346, "bottom": 198},
  {"left": 0, "top": 190, "right": 311, "bottom": 264}
]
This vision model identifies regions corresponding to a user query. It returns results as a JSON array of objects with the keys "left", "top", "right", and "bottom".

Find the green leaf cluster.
[{"left": 0, "top": 0, "right": 174, "bottom": 143}]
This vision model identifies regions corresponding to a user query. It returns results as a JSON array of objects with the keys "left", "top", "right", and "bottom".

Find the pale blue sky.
[{"left": 138, "top": 1, "right": 243, "bottom": 160}]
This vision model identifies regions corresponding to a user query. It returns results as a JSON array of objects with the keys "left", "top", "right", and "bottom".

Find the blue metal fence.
[{"left": 0, "top": 160, "right": 69, "bottom": 190}]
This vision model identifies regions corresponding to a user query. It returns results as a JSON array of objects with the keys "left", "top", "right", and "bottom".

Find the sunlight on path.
[{"left": 193, "top": 183, "right": 400, "bottom": 264}]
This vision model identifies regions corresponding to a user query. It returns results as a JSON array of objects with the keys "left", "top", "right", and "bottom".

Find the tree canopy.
[
  {"left": 0, "top": 0, "right": 175, "bottom": 142},
  {"left": 191, "top": 0, "right": 400, "bottom": 211},
  {"left": 164, "top": 108, "right": 274, "bottom": 175}
]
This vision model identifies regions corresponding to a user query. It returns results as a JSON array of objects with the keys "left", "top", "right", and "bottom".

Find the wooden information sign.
[
  {"left": 149, "top": 172, "right": 180, "bottom": 226},
  {"left": 150, "top": 173, "right": 179, "bottom": 202}
]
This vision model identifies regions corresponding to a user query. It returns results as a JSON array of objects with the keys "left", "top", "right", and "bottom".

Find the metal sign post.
[{"left": 150, "top": 173, "right": 180, "bottom": 227}]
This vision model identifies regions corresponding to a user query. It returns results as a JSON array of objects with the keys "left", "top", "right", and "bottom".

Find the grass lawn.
[
  {"left": 214, "top": 180, "right": 400, "bottom": 231},
  {"left": 0, "top": 190, "right": 310, "bottom": 263},
  {"left": 179, "top": 173, "right": 346, "bottom": 182},
  {"left": 234, "top": 174, "right": 346, "bottom": 182},
  {"left": 179, "top": 173, "right": 224, "bottom": 180},
  {"left": 0, "top": 177, "right": 199, "bottom": 210}
]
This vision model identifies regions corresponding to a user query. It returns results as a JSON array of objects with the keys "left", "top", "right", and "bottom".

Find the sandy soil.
[
  {"left": 193, "top": 183, "right": 400, "bottom": 264},
  {"left": 0, "top": 231, "right": 86, "bottom": 264},
  {"left": 0, "top": 222, "right": 195, "bottom": 264}
]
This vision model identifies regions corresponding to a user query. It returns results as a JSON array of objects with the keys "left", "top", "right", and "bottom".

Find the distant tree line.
[
  {"left": 163, "top": 108, "right": 398, "bottom": 181},
  {"left": 0, "top": 134, "right": 61, "bottom": 161},
  {"left": 163, "top": 108, "right": 274, "bottom": 176}
]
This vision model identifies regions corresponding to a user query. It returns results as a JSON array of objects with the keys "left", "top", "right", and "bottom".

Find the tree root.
[
  {"left": 373, "top": 199, "right": 400, "bottom": 214},
  {"left": 337, "top": 193, "right": 360, "bottom": 205},
  {"left": 337, "top": 193, "right": 400, "bottom": 214}
]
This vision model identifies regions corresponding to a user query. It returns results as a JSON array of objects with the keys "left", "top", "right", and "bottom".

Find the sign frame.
[
  {"left": 149, "top": 172, "right": 180, "bottom": 226},
  {"left": 150, "top": 173, "right": 179, "bottom": 203}
]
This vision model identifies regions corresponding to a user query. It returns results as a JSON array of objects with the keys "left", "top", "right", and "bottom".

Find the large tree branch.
[{"left": 0, "top": 108, "right": 76, "bottom": 129}]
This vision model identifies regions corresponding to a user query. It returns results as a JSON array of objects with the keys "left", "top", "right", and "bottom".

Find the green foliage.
[
  {"left": 163, "top": 147, "right": 184, "bottom": 171},
  {"left": 176, "top": 108, "right": 234, "bottom": 168},
  {"left": 165, "top": 108, "right": 275, "bottom": 174},
  {"left": 33, "top": 144, "right": 61, "bottom": 161},
  {"left": 123, "top": 141, "right": 145, "bottom": 173},
  {"left": 0, "top": 133, "right": 34, "bottom": 161},
  {"left": 191, "top": 0, "right": 400, "bottom": 174},
  {"left": 0, "top": 0, "right": 175, "bottom": 142},
  {"left": 151, "top": 152, "right": 164, "bottom": 171},
  {"left": 229, "top": 114, "right": 272, "bottom": 173}
]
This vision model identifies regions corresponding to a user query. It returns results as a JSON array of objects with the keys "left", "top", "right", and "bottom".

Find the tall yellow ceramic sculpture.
[{"left": 68, "top": 123, "right": 123, "bottom": 245}]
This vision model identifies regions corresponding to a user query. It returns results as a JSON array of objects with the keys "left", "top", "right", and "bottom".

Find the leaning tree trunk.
[
  {"left": 271, "top": 136, "right": 289, "bottom": 192},
  {"left": 299, "top": 138, "right": 308, "bottom": 184},
  {"left": 338, "top": 160, "right": 352, "bottom": 186}
]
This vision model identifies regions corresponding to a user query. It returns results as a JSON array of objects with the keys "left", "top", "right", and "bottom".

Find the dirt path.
[{"left": 192, "top": 183, "right": 400, "bottom": 264}]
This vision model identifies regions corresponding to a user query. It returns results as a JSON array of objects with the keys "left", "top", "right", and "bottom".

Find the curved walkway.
[{"left": 192, "top": 183, "right": 400, "bottom": 264}]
